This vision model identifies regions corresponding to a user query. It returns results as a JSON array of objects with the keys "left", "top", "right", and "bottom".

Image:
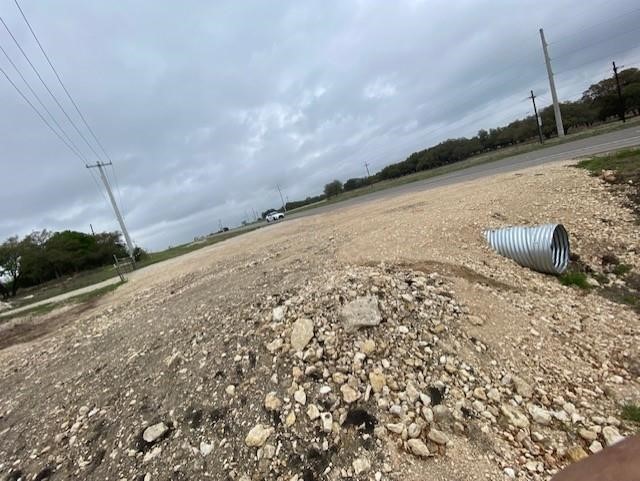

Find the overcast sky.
[{"left": 1, "top": 0, "right": 639, "bottom": 250}]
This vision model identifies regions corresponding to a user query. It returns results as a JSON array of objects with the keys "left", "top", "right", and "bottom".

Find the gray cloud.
[{"left": 1, "top": 0, "right": 639, "bottom": 249}]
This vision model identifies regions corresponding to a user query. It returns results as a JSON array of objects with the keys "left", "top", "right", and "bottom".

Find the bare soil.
[{"left": 0, "top": 161, "right": 638, "bottom": 481}]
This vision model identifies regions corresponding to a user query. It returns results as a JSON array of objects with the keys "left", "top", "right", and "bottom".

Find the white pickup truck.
[{"left": 266, "top": 212, "right": 285, "bottom": 222}]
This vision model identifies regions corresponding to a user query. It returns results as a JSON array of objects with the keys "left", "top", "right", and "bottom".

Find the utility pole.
[
  {"left": 89, "top": 223, "right": 95, "bottom": 236},
  {"left": 539, "top": 28, "right": 564, "bottom": 138},
  {"left": 87, "top": 161, "right": 135, "bottom": 257},
  {"left": 218, "top": 219, "right": 223, "bottom": 231},
  {"left": 613, "top": 61, "right": 626, "bottom": 123},
  {"left": 364, "top": 161, "right": 371, "bottom": 178},
  {"left": 276, "top": 184, "right": 286, "bottom": 212},
  {"left": 530, "top": 90, "right": 544, "bottom": 144}
]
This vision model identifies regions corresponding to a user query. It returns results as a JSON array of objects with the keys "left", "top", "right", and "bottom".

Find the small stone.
[
  {"left": 78, "top": 406, "right": 89, "bottom": 416},
  {"left": 585, "top": 277, "right": 600, "bottom": 288},
  {"left": 285, "top": 411, "right": 296, "bottom": 427},
  {"left": 340, "top": 296, "right": 381, "bottom": 331},
  {"left": 528, "top": 405, "right": 552, "bottom": 425},
  {"left": 245, "top": 424, "right": 273, "bottom": 447},
  {"left": 407, "top": 423, "right": 421, "bottom": 438},
  {"left": 306, "top": 404, "right": 320, "bottom": 420},
  {"left": 579, "top": 428, "right": 597, "bottom": 442},
  {"left": 332, "top": 373, "right": 348, "bottom": 386},
  {"left": 513, "top": 376, "right": 533, "bottom": 398},
  {"left": 143, "top": 422, "right": 169, "bottom": 444},
  {"left": 589, "top": 440, "right": 603, "bottom": 453},
  {"left": 473, "top": 387, "right": 487, "bottom": 401},
  {"left": 291, "top": 318, "right": 314, "bottom": 352},
  {"left": 143, "top": 446, "right": 162, "bottom": 463},
  {"left": 500, "top": 404, "right": 530, "bottom": 429},
  {"left": 340, "top": 384, "right": 360, "bottom": 404},
  {"left": 369, "top": 372, "right": 386, "bottom": 393},
  {"left": 468, "top": 315, "right": 484, "bottom": 326},
  {"left": 294, "top": 388, "right": 307, "bottom": 405},
  {"left": 602, "top": 426, "right": 624, "bottom": 446},
  {"left": 375, "top": 472, "right": 382, "bottom": 481},
  {"left": 386, "top": 423, "right": 404, "bottom": 434},
  {"left": 225, "top": 385, "right": 236, "bottom": 396},
  {"left": 263, "top": 444, "right": 276, "bottom": 459},
  {"left": 504, "top": 467, "right": 515, "bottom": 479},
  {"left": 362, "top": 339, "right": 376, "bottom": 355},
  {"left": 266, "top": 338, "right": 283, "bottom": 353},
  {"left": 427, "top": 429, "right": 449, "bottom": 445},
  {"left": 264, "top": 392, "right": 282, "bottom": 412},
  {"left": 321, "top": 412, "right": 333, "bottom": 433},
  {"left": 566, "top": 445, "right": 588, "bottom": 463},
  {"left": 487, "top": 388, "right": 501, "bottom": 402},
  {"left": 405, "top": 384, "right": 420, "bottom": 404},
  {"left": 272, "top": 306, "right": 285, "bottom": 322},
  {"left": 199, "top": 441, "right": 213, "bottom": 456},
  {"left": 352, "top": 457, "right": 371, "bottom": 475},
  {"left": 406, "top": 439, "right": 430, "bottom": 457},
  {"left": 389, "top": 404, "right": 403, "bottom": 417},
  {"left": 432, "top": 405, "right": 450, "bottom": 423}
]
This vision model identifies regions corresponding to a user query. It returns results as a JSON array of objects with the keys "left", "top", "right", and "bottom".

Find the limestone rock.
[
  {"left": 602, "top": 426, "right": 624, "bottom": 446},
  {"left": 428, "top": 428, "right": 449, "bottom": 445},
  {"left": 291, "top": 318, "right": 314, "bottom": 352},
  {"left": 369, "top": 372, "right": 386, "bottom": 393},
  {"left": 352, "top": 457, "right": 371, "bottom": 475},
  {"left": 566, "top": 445, "right": 588, "bottom": 463},
  {"left": 341, "top": 384, "right": 360, "bottom": 404},
  {"left": 340, "top": 296, "right": 381, "bottom": 331},
  {"left": 143, "top": 422, "right": 169, "bottom": 444},
  {"left": 407, "top": 439, "right": 430, "bottom": 457},
  {"left": 264, "top": 392, "right": 282, "bottom": 412},
  {"left": 245, "top": 424, "right": 273, "bottom": 447},
  {"left": 500, "top": 404, "right": 530, "bottom": 429}
]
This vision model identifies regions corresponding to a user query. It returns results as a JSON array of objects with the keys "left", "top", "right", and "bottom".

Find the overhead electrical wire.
[
  {"left": 12, "top": 0, "right": 129, "bottom": 218},
  {"left": 0, "top": 42, "right": 87, "bottom": 162},
  {"left": 0, "top": 61, "right": 110, "bottom": 207},
  {"left": 552, "top": 24, "right": 640, "bottom": 61},
  {"left": 549, "top": 6, "right": 640, "bottom": 44},
  {"left": 0, "top": 15, "right": 103, "bottom": 163}
]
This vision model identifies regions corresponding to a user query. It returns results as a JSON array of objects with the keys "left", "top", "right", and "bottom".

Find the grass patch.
[
  {"left": 622, "top": 404, "right": 640, "bottom": 423},
  {"left": 10, "top": 226, "right": 261, "bottom": 311},
  {"left": 613, "top": 263, "right": 632, "bottom": 276},
  {"left": 0, "top": 281, "right": 124, "bottom": 322},
  {"left": 576, "top": 148, "right": 640, "bottom": 182},
  {"left": 559, "top": 272, "right": 592, "bottom": 289}
]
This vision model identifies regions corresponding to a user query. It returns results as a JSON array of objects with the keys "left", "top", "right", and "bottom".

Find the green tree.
[
  {"left": 0, "top": 236, "right": 22, "bottom": 297},
  {"left": 324, "top": 180, "right": 343, "bottom": 198}
]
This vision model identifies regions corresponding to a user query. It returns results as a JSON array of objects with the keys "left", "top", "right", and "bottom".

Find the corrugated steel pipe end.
[{"left": 483, "top": 223, "right": 570, "bottom": 275}]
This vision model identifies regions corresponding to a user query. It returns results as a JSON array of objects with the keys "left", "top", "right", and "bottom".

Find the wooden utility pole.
[
  {"left": 530, "top": 90, "right": 544, "bottom": 144},
  {"left": 613, "top": 61, "right": 626, "bottom": 123}
]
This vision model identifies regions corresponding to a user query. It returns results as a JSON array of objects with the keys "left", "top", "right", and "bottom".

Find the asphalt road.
[{"left": 285, "top": 126, "right": 640, "bottom": 221}]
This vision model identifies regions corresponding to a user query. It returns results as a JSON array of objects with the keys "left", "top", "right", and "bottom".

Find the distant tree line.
[
  {"left": 0, "top": 229, "right": 128, "bottom": 297},
  {"left": 262, "top": 69, "right": 640, "bottom": 213}
]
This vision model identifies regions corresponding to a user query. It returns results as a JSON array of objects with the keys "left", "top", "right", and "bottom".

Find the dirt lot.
[{"left": 0, "top": 160, "right": 638, "bottom": 481}]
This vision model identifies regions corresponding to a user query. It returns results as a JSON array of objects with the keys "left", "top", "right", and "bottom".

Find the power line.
[
  {"left": 555, "top": 45, "right": 640, "bottom": 75},
  {"left": 552, "top": 24, "right": 640, "bottom": 61},
  {"left": 13, "top": 0, "right": 114, "bottom": 164},
  {"left": 11, "top": 0, "right": 129, "bottom": 220},
  {"left": 0, "top": 61, "right": 111, "bottom": 208},
  {"left": 0, "top": 42, "right": 87, "bottom": 162},
  {"left": 549, "top": 6, "right": 640, "bottom": 44},
  {"left": 0, "top": 15, "right": 103, "bottom": 163}
]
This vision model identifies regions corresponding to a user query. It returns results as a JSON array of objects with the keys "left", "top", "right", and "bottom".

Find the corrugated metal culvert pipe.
[{"left": 483, "top": 224, "right": 570, "bottom": 274}]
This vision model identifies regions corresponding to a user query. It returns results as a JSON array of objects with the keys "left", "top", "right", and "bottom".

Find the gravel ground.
[{"left": 0, "top": 160, "right": 638, "bottom": 481}]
